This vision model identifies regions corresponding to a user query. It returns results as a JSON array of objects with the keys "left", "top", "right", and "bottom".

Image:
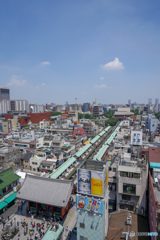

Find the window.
[
  {"left": 80, "top": 223, "right": 85, "bottom": 228},
  {"left": 133, "top": 173, "right": 140, "bottom": 179},
  {"left": 120, "top": 171, "right": 128, "bottom": 177},
  {"left": 120, "top": 172, "right": 140, "bottom": 179},
  {"left": 88, "top": 212, "right": 93, "bottom": 217},
  {"left": 91, "top": 224, "right": 94, "bottom": 230},
  {"left": 33, "top": 168, "right": 36, "bottom": 171},
  {"left": 122, "top": 195, "right": 131, "bottom": 201},
  {"left": 128, "top": 172, "right": 132, "bottom": 178},
  {"left": 80, "top": 236, "right": 88, "bottom": 240},
  {"left": 123, "top": 184, "right": 136, "bottom": 194},
  {"left": 113, "top": 168, "right": 116, "bottom": 172}
]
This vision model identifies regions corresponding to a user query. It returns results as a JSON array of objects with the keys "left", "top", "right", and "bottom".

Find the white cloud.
[
  {"left": 8, "top": 75, "right": 27, "bottom": 86},
  {"left": 41, "top": 83, "right": 46, "bottom": 86},
  {"left": 41, "top": 61, "right": 50, "bottom": 65},
  {"left": 100, "top": 77, "right": 104, "bottom": 80},
  {"left": 94, "top": 84, "right": 107, "bottom": 88},
  {"left": 102, "top": 58, "right": 124, "bottom": 70}
]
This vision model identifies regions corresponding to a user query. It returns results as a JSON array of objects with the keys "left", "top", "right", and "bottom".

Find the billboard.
[
  {"left": 77, "top": 169, "right": 91, "bottom": 194},
  {"left": 77, "top": 196, "right": 103, "bottom": 214},
  {"left": 77, "top": 166, "right": 108, "bottom": 197},
  {"left": 131, "top": 130, "right": 142, "bottom": 146}
]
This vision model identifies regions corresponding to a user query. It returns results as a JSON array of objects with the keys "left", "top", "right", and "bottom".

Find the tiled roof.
[
  {"left": 0, "top": 168, "right": 20, "bottom": 190},
  {"left": 16, "top": 175, "right": 73, "bottom": 207}
]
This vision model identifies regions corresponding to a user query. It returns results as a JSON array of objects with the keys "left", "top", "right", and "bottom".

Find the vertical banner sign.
[
  {"left": 78, "top": 169, "right": 91, "bottom": 194},
  {"left": 91, "top": 171, "right": 103, "bottom": 196}
]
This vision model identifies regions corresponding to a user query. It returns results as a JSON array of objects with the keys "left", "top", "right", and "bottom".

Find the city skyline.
[{"left": 0, "top": 0, "right": 160, "bottom": 104}]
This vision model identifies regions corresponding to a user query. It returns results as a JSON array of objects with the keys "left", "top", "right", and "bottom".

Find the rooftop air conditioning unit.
[{"left": 126, "top": 216, "right": 132, "bottom": 226}]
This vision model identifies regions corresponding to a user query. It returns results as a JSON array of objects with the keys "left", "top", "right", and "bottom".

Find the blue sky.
[{"left": 0, "top": 0, "right": 160, "bottom": 104}]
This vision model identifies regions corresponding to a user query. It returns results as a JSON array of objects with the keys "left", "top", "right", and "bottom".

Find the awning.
[
  {"left": 5, "top": 192, "right": 17, "bottom": 204},
  {"left": 0, "top": 201, "right": 8, "bottom": 210},
  {"left": 150, "top": 162, "right": 160, "bottom": 169}
]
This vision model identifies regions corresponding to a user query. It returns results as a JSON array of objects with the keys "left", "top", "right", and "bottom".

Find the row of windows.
[
  {"left": 120, "top": 171, "right": 140, "bottom": 179},
  {"left": 79, "top": 222, "right": 94, "bottom": 230},
  {"left": 32, "top": 162, "right": 38, "bottom": 165}
]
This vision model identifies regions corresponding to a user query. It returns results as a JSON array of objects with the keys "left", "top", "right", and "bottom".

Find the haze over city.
[{"left": 0, "top": 0, "right": 160, "bottom": 104}]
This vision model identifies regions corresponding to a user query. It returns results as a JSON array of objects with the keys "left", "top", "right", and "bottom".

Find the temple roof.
[{"left": 16, "top": 175, "right": 73, "bottom": 207}]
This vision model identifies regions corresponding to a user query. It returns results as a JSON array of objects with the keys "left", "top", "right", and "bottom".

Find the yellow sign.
[
  {"left": 91, "top": 178, "right": 103, "bottom": 196},
  {"left": 91, "top": 171, "right": 103, "bottom": 196}
]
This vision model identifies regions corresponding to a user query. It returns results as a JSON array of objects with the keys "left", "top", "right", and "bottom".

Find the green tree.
[
  {"left": 104, "top": 109, "right": 113, "bottom": 118},
  {"left": 51, "top": 111, "right": 62, "bottom": 116},
  {"left": 105, "top": 117, "right": 118, "bottom": 126},
  {"left": 131, "top": 109, "right": 139, "bottom": 116}
]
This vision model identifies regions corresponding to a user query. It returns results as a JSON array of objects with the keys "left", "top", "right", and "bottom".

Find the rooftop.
[
  {"left": 149, "top": 147, "right": 160, "bottom": 163},
  {"left": 0, "top": 168, "right": 20, "bottom": 190},
  {"left": 107, "top": 211, "right": 150, "bottom": 240},
  {"left": 16, "top": 175, "right": 73, "bottom": 207}
]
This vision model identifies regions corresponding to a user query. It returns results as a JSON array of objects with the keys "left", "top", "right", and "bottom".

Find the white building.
[
  {"left": 0, "top": 100, "right": 11, "bottom": 114},
  {"left": 11, "top": 100, "right": 29, "bottom": 112}
]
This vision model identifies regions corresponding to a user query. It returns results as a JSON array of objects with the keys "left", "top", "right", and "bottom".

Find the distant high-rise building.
[
  {"left": 82, "top": 103, "right": 90, "bottom": 112},
  {"left": 0, "top": 87, "right": 10, "bottom": 101},
  {"left": 148, "top": 98, "right": 152, "bottom": 105},
  {"left": 155, "top": 98, "right": 159, "bottom": 106},
  {"left": 128, "top": 99, "right": 131, "bottom": 106}
]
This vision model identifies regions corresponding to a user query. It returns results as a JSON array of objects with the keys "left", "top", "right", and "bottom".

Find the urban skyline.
[{"left": 0, "top": 0, "right": 160, "bottom": 104}]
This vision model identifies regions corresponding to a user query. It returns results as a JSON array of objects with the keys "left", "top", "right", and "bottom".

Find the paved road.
[{"left": 0, "top": 202, "right": 18, "bottom": 221}]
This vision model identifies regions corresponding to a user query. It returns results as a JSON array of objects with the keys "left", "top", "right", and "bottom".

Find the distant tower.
[
  {"left": 0, "top": 87, "right": 10, "bottom": 101},
  {"left": 155, "top": 98, "right": 159, "bottom": 106},
  {"left": 148, "top": 98, "right": 152, "bottom": 105},
  {"left": 93, "top": 98, "right": 99, "bottom": 117},
  {"left": 128, "top": 99, "right": 131, "bottom": 106},
  {"left": 75, "top": 98, "right": 78, "bottom": 121}
]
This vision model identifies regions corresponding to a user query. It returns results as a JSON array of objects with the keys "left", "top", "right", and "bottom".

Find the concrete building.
[
  {"left": 128, "top": 99, "right": 131, "bottom": 106},
  {"left": 82, "top": 103, "right": 90, "bottom": 112},
  {"left": 155, "top": 98, "right": 159, "bottom": 106},
  {"left": 148, "top": 98, "right": 152, "bottom": 106},
  {"left": 29, "top": 151, "right": 46, "bottom": 172},
  {"left": 145, "top": 114, "right": 160, "bottom": 133},
  {"left": 80, "top": 119, "right": 99, "bottom": 138},
  {"left": 149, "top": 167, "right": 160, "bottom": 240},
  {"left": 117, "top": 158, "right": 148, "bottom": 216},
  {"left": 10, "top": 100, "right": 29, "bottom": 112},
  {"left": 76, "top": 160, "right": 109, "bottom": 240},
  {"left": 0, "top": 100, "right": 11, "bottom": 114},
  {"left": 30, "top": 104, "right": 45, "bottom": 113},
  {"left": 0, "top": 87, "right": 10, "bottom": 101}
]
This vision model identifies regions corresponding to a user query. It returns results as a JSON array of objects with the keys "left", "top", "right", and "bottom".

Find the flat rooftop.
[{"left": 106, "top": 211, "right": 150, "bottom": 240}]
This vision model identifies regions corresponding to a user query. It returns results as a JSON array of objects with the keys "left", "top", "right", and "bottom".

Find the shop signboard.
[{"left": 77, "top": 196, "right": 103, "bottom": 214}]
